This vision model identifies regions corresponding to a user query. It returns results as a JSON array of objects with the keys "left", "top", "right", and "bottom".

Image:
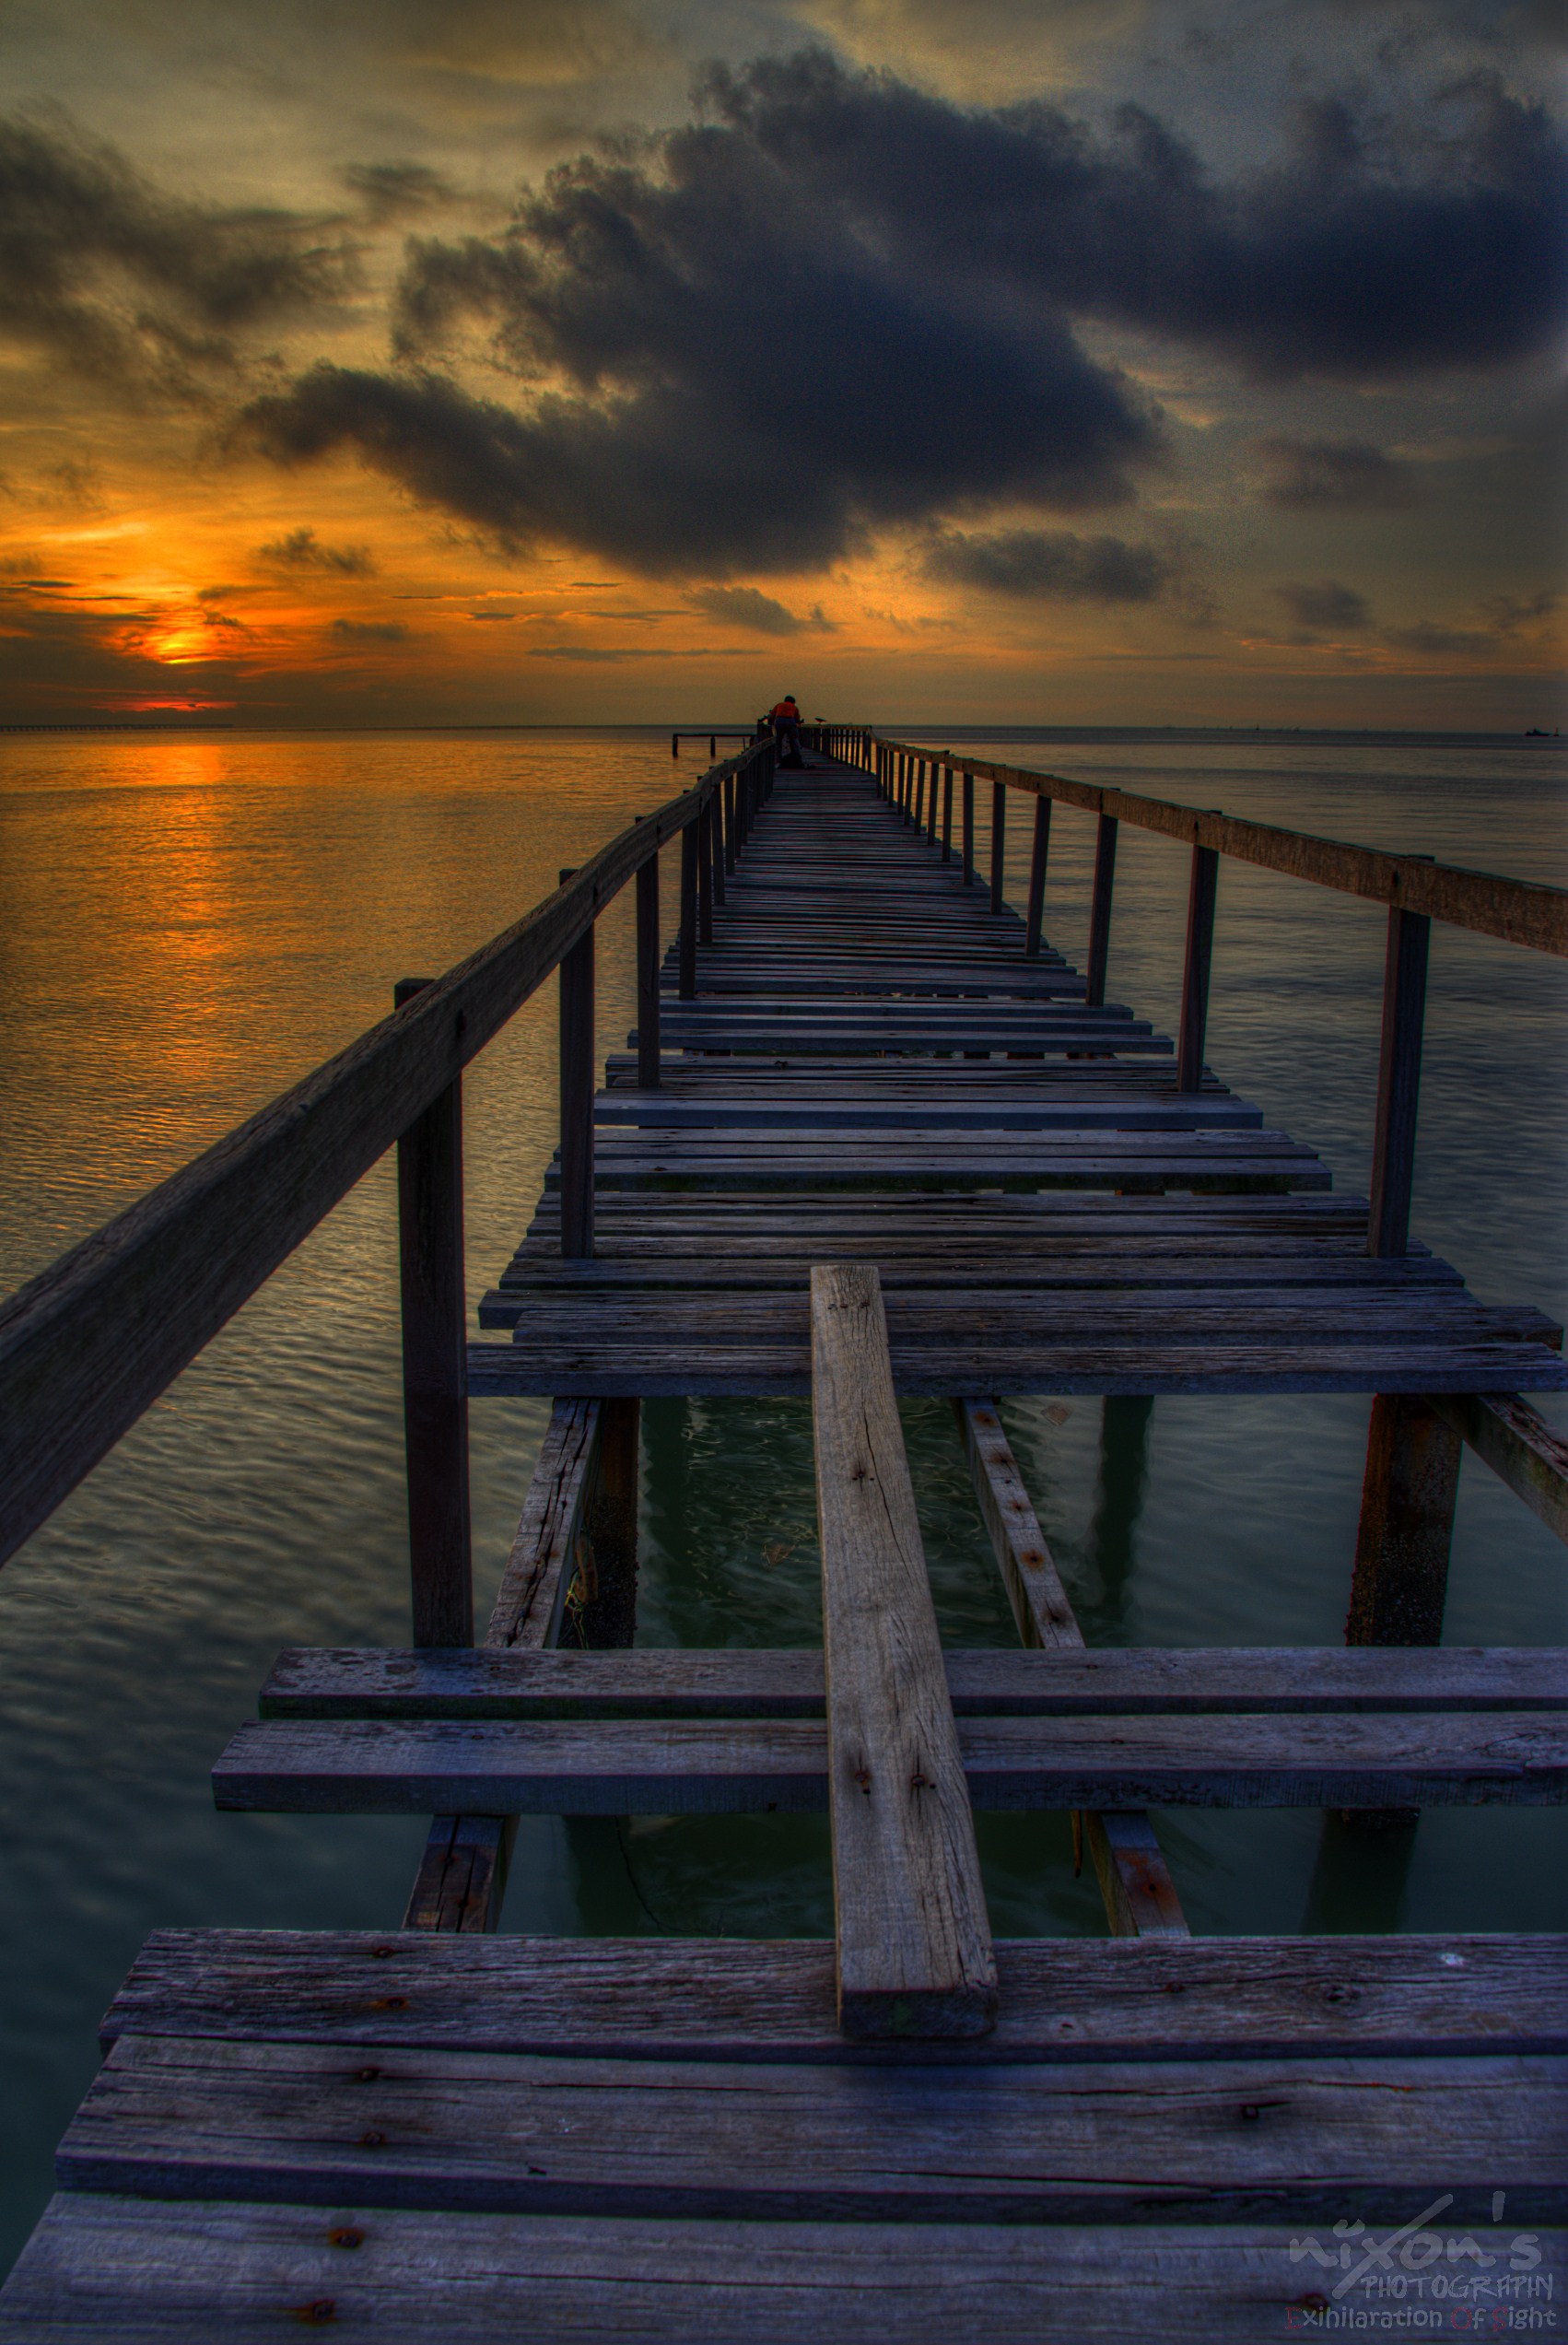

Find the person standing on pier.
[{"left": 770, "top": 694, "right": 807, "bottom": 767}]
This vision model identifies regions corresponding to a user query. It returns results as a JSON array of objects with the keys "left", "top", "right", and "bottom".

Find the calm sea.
[{"left": 1, "top": 724, "right": 1564, "bottom": 2268}]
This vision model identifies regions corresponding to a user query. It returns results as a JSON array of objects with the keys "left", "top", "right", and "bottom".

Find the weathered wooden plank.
[
  {"left": 259, "top": 1644, "right": 1568, "bottom": 1718},
  {"left": 55, "top": 2033, "right": 1567, "bottom": 2222},
  {"left": 213, "top": 1710, "right": 1568, "bottom": 1812},
  {"left": 12, "top": 2197, "right": 1563, "bottom": 2345},
  {"left": 1429, "top": 1391, "right": 1568, "bottom": 1546},
  {"left": 811, "top": 1264, "right": 996, "bottom": 2039},
  {"left": 100, "top": 1929, "right": 1568, "bottom": 2063},
  {"left": 953, "top": 1401, "right": 1189, "bottom": 1939},
  {"left": 403, "top": 1399, "right": 603, "bottom": 1933},
  {"left": 467, "top": 1339, "right": 1568, "bottom": 1401},
  {"left": 485, "top": 1402, "right": 602, "bottom": 1650}
]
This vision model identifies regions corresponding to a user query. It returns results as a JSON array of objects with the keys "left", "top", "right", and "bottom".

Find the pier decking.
[{"left": 3, "top": 733, "right": 1566, "bottom": 2338}]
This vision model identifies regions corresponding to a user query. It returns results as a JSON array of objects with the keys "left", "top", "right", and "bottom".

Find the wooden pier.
[{"left": 2, "top": 729, "right": 1566, "bottom": 2337}]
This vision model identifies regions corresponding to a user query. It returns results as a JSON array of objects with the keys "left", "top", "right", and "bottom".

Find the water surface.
[{"left": 1, "top": 724, "right": 1564, "bottom": 2269}]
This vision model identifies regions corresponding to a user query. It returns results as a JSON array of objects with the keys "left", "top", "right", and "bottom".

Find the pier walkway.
[{"left": 2, "top": 733, "right": 1566, "bottom": 2338}]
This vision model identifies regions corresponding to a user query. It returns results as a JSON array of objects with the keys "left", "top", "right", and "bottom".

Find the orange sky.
[{"left": 1, "top": 0, "right": 1562, "bottom": 730}]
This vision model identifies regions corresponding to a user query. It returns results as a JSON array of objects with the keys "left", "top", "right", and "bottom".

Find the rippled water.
[{"left": 1, "top": 724, "right": 1564, "bottom": 2269}]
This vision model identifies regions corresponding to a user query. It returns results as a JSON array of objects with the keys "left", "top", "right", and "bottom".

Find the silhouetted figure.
[{"left": 770, "top": 694, "right": 806, "bottom": 768}]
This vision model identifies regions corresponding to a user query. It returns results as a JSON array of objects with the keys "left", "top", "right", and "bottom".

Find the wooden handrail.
[
  {"left": 0, "top": 743, "right": 770, "bottom": 1572},
  {"left": 872, "top": 735, "right": 1568, "bottom": 959}
]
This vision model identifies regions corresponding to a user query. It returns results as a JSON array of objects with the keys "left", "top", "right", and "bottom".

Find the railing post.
[
  {"left": 942, "top": 765, "right": 953, "bottom": 862},
  {"left": 394, "top": 978, "right": 473, "bottom": 1647},
  {"left": 557, "top": 872, "right": 595, "bottom": 1262},
  {"left": 1176, "top": 843, "right": 1219, "bottom": 1092},
  {"left": 679, "top": 819, "right": 697, "bottom": 999},
  {"left": 636, "top": 846, "right": 660, "bottom": 1090},
  {"left": 710, "top": 783, "right": 726, "bottom": 908},
  {"left": 989, "top": 781, "right": 1006, "bottom": 914},
  {"left": 724, "top": 773, "right": 737, "bottom": 873},
  {"left": 1368, "top": 904, "right": 1430, "bottom": 1259},
  {"left": 913, "top": 759, "right": 925, "bottom": 833},
  {"left": 1024, "top": 797, "right": 1050, "bottom": 958},
  {"left": 697, "top": 798, "right": 714, "bottom": 944},
  {"left": 961, "top": 770, "right": 975, "bottom": 884},
  {"left": 671, "top": 732, "right": 679, "bottom": 757},
  {"left": 1085, "top": 813, "right": 1117, "bottom": 1007}
]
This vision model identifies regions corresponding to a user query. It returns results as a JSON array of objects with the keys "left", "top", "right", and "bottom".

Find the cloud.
[
  {"left": 235, "top": 50, "right": 1563, "bottom": 579},
  {"left": 1254, "top": 436, "right": 1420, "bottom": 510},
  {"left": 329, "top": 616, "right": 410, "bottom": 641},
  {"left": 0, "top": 107, "right": 358, "bottom": 400},
  {"left": 255, "top": 524, "right": 377, "bottom": 575},
  {"left": 698, "top": 53, "right": 1563, "bottom": 379},
  {"left": 1274, "top": 579, "right": 1373, "bottom": 629},
  {"left": 341, "top": 161, "right": 458, "bottom": 221},
  {"left": 686, "top": 584, "right": 830, "bottom": 634},
  {"left": 924, "top": 526, "right": 1173, "bottom": 601}
]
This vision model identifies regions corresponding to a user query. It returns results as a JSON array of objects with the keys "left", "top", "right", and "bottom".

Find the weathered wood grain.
[
  {"left": 259, "top": 1643, "right": 1568, "bottom": 1718},
  {"left": 811, "top": 1265, "right": 996, "bottom": 2038},
  {"left": 213, "top": 1709, "right": 1568, "bottom": 1813},
  {"left": 9, "top": 2197, "right": 1564, "bottom": 2344},
  {"left": 101, "top": 1929, "right": 1568, "bottom": 2062},
  {"left": 56, "top": 2032, "right": 1567, "bottom": 2222},
  {"left": 1429, "top": 1390, "right": 1568, "bottom": 1546},
  {"left": 953, "top": 1401, "right": 1190, "bottom": 1937}
]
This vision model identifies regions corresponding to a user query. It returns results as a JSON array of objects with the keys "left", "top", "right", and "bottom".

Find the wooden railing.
[
  {"left": 856, "top": 732, "right": 1568, "bottom": 1263},
  {"left": 0, "top": 735, "right": 778, "bottom": 1595}
]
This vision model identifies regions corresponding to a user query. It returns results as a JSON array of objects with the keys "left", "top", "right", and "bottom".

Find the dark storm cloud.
[
  {"left": 924, "top": 528, "right": 1172, "bottom": 601},
  {"left": 697, "top": 53, "right": 1563, "bottom": 379},
  {"left": 255, "top": 525, "right": 377, "bottom": 575},
  {"left": 236, "top": 50, "right": 1564, "bottom": 575},
  {"left": 0, "top": 110, "right": 357, "bottom": 398},
  {"left": 329, "top": 616, "right": 410, "bottom": 641},
  {"left": 687, "top": 585, "right": 821, "bottom": 634},
  {"left": 341, "top": 161, "right": 459, "bottom": 221},
  {"left": 1274, "top": 579, "right": 1373, "bottom": 629},
  {"left": 1255, "top": 437, "right": 1420, "bottom": 510}
]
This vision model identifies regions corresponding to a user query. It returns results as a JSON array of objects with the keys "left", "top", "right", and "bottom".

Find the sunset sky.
[{"left": 0, "top": 0, "right": 1562, "bottom": 729}]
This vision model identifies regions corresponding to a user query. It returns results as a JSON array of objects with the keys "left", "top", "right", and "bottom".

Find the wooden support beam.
[
  {"left": 678, "top": 822, "right": 697, "bottom": 1000},
  {"left": 1024, "top": 798, "right": 1050, "bottom": 960},
  {"left": 1428, "top": 1391, "right": 1568, "bottom": 1547},
  {"left": 954, "top": 1401, "right": 1188, "bottom": 1939},
  {"left": 723, "top": 774, "right": 736, "bottom": 873},
  {"left": 913, "top": 759, "right": 925, "bottom": 832},
  {"left": 962, "top": 771, "right": 976, "bottom": 885},
  {"left": 989, "top": 781, "right": 1006, "bottom": 914},
  {"left": 1344, "top": 1390, "right": 1463, "bottom": 1830},
  {"left": 696, "top": 803, "right": 714, "bottom": 946},
  {"left": 392, "top": 978, "right": 473, "bottom": 1651},
  {"left": 942, "top": 766, "right": 954, "bottom": 862},
  {"left": 556, "top": 885, "right": 594, "bottom": 1262},
  {"left": 811, "top": 1264, "right": 996, "bottom": 2038},
  {"left": 1369, "top": 905, "right": 1430, "bottom": 1258},
  {"left": 710, "top": 791, "right": 726, "bottom": 908},
  {"left": 571, "top": 1398, "right": 639, "bottom": 1650},
  {"left": 1176, "top": 843, "right": 1219, "bottom": 1095},
  {"left": 635, "top": 853, "right": 660, "bottom": 1091},
  {"left": 1086, "top": 814, "right": 1118, "bottom": 1009},
  {"left": 1348, "top": 1394, "right": 1462, "bottom": 1648},
  {"left": 404, "top": 1398, "right": 603, "bottom": 1931}
]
